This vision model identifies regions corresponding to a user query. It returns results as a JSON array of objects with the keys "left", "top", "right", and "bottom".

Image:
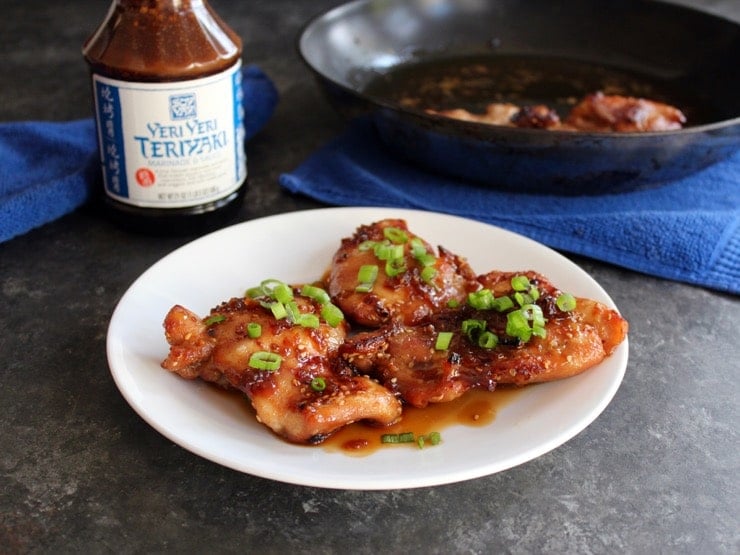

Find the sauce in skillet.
[{"left": 363, "top": 54, "right": 712, "bottom": 125}]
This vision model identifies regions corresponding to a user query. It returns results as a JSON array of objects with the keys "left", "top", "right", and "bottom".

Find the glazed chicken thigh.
[
  {"left": 327, "top": 219, "right": 479, "bottom": 327},
  {"left": 341, "top": 271, "right": 628, "bottom": 408},
  {"left": 162, "top": 285, "right": 402, "bottom": 444}
]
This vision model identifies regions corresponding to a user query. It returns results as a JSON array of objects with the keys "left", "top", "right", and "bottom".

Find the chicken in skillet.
[
  {"left": 161, "top": 281, "right": 401, "bottom": 444},
  {"left": 426, "top": 91, "right": 686, "bottom": 132},
  {"left": 564, "top": 91, "right": 686, "bottom": 132}
]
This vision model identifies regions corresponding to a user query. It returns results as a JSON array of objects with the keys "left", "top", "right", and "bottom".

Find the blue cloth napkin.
[
  {"left": 0, "top": 65, "right": 278, "bottom": 244},
  {"left": 280, "top": 118, "right": 740, "bottom": 295}
]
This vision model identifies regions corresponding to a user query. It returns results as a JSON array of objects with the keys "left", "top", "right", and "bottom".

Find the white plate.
[{"left": 107, "top": 207, "right": 628, "bottom": 490}]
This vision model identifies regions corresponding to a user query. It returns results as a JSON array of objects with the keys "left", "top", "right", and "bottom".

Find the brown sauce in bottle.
[{"left": 83, "top": 0, "right": 247, "bottom": 234}]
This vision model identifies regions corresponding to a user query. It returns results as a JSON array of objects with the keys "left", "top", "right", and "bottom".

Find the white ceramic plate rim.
[{"left": 106, "top": 207, "right": 628, "bottom": 490}]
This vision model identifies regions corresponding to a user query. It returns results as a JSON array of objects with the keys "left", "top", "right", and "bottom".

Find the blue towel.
[
  {"left": 0, "top": 65, "right": 278, "bottom": 243},
  {"left": 280, "top": 118, "right": 740, "bottom": 295}
]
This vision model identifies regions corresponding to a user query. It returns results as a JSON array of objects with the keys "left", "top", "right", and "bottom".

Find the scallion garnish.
[
  {"left": 556, "top": 292, "right": 577, "bottom": 312},
  {"left": 269, "top": 301, "right": 287, "bottom": 320},
  {"left": 435, "top": 331, "right": 453, "bottom": 351},
  {"left": 321, "top": 303, "right": 345, "bottom": 327},
  {"left": 310, "top": 376, "right": 326, "bottom": 392},
  {"left": 385, "top": 258, "right": 407, "bottom": 277},
  {"left": 409, "top": 237, "right": 427, "bottom": 257},
  {"left": 491, "top": 296, "right": 514, "bottom": 312},
  {"left": 301, "top": 284, "right": 331, "bottom": 305},
  {"left": 248, "top": 351, "right": 282, "bottom": 371},
  {"left": 506, "top": 304, "right": 547, "bottom": 343},
  {"left": 381, "top": 432, "right": 416, "bottom": 444},
  {"left": 506, "top": 310, "right": 532, "bottom": 342},
  {"left": 381, "top": 431, "right": 442, "bottom": 448},
  {"left": 511, "top": 275, "right": 531, "bottom": 291},
  {"left": 247, "top": 322, "right": 262, "bottom": 338},
  {"left": 273, "top": 283, "right": 294, "bottom": 304},
  {"left": 416, "top": 253, "right": 436, "bottom": 267},
  {"left": 461, "top": 319, "right": 486, "bottom": 339},
  {"left": 421, "top": 265, "right": 437, "bottom": 284},
  {"left": 298, "top": 314, "right": 320, "bottom": 328},
  {"left": 204, "top": 314, "right": 226, "bottom": 326},
  {"left": 383, "top": 227, "right": 409, "bottom": 244},
  {"left": 468, "top": 289, "right": 495, "bottom": 310},
  {"left": 356, "top": 264, "right": 379, "bottom": 292},
  {"left": 375, "top": 243, "right": 404, "bottom": 261},
  {"left": 477, "top": 330, "right": 498, "bottom": 349}
]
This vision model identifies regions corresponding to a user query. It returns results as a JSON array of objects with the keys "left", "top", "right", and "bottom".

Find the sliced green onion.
[
  {"left": 435, "top": 331, "right": 453, "bottom": 351},
  {"left": 418, "top": 432, "right": 443, "bottom": 449},
  {"left": 375, "top": 243, "right": 404, "bottom": 261},
  {"left": 491, "top": 296, "right": 514, "bottom": 312},
  {"left": 410, "top": 238, "right": 427, "bottom": 257},
  {"left": 529, "top": 286, "right": 541, "bottom": 301},
  {"left": 357, "top": 264, "right": 378, "bottom": 283},
  {"left": 522, "top": 304, "right": 546, "bottom": 328},
  {"left": 298, "top": 314, "right": 320, "bottom": 328},
  {"left": 556, "top": 292, "right": 577, "bottom": 312},
  {"left": 505, "top": 304, "right": 547, "bottom": 343},
  {"left": 245, "top": 285, "right": 265, "bottom": 299},
  {"left": 310, "top": 376, "right": 326, "bottom": 392},
  {"left": 301, "top": 284, "right": 331, "bottom": 305},
  {"left": 447, "top": 299, "right": 460, "bottom": 308},
  {"left": 269, "top": 301, "right": 287, "bottom": 320},
  {"left": 461, "top": 319, "right": 486, "bottom": 337},
  {"left": 358, "top": 239, "right": 377, "bottom": 251},
  {"left": 284, "top": 300, "right": 299, "bottom": 321},
  {"left": 248, "top": 351, "right": 282, "bottom": 371},
  {"left": 506, "top": 310, "right": 532, "bottom": 342},
  {"left": 273, "top": 283, "right": 294, "bottom": 304},
  {"left": 385, "top": 258, "right": 407, "bottom": 277},
  {"left": 511, "top": 275, "right": 531, "bottom": 291},
  {"left": 478, "top": 330, "right": 499, "bottom": 349},
  {"left": 514, "top": 291, "right": 537, "bottom": 307},
  {"left": 416, "top": 253, "right": 437, "bottom": 267},
  {"left": 321, "top": 303, "right": 345, "bottom": 327},
  {"left": 204, "top": 314, "right": 226, "bottom": 326},
  {"left": 421, "top": 265, "right": 437, "bottom": 284},
  {"left": 383, "top": 227, "right": 409, "bottom": 244},
  {"left": 381, "top": 432, "right": 415, "bottom": 444},
  {"left": 356, "top": 264, "right": 379, "bottom": 292},
  {"left": 468, "top": 289, "right": 495, "bottom": 310},
  {"left": 247, "top": 322, "right": 262, "bottom": 338}
]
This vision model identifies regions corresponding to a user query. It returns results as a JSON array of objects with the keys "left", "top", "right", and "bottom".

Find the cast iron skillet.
[{"left": 298, "top": 0, "right": 740, "bottom": 194}]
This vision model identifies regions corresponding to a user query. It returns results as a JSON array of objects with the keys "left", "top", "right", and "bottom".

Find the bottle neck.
[
  {"left": 84, "top": 0, "right": 240, "bottom": 81},
  {"left": 114, "top": 0, "right": 206, "bottom": 9}
]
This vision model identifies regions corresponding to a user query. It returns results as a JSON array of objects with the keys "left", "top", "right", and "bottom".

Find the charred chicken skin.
[
  {"left": 341, "top": 271, "right": 628, "bottom": 408},
  {"left": 162, "top": 285, "right": 402, "bottom": 444},
  {"left": 327, "top": 219, "right": 479, "bottom": 328}
]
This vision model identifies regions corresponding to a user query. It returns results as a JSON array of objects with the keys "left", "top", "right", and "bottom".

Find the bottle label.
[{"left": 92, "top": 62, "right": 247, "bottom": 209}]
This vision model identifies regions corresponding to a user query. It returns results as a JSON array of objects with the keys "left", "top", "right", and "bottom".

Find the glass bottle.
[{"left": 83, "top": 0, "right": 247, "bottom": 234}]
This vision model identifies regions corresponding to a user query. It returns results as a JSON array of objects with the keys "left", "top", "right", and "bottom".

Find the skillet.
[{"left": 298, "top": 0, "right": 740, "bottom": 194}]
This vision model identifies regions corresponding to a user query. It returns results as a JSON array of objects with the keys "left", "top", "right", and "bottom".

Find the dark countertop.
[{"left": 1, "top": 0, "right": 738, "bottom": 553}]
